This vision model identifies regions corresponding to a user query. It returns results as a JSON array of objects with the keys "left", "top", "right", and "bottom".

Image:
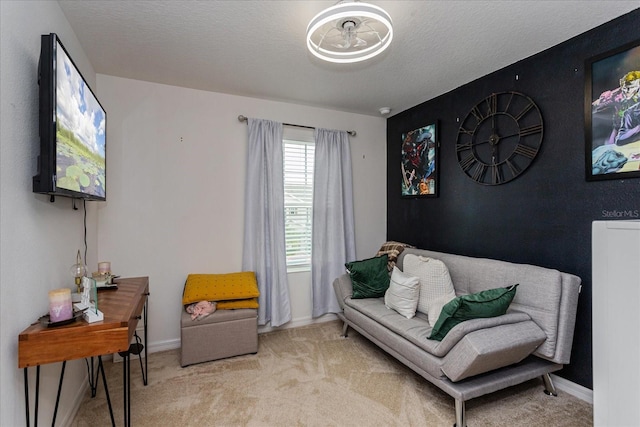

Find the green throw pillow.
[
  {"left": 346, "top": 254, "right": 390, "bottom": 299},
  {"left": 428, "top": 284, "right": 518, "bottom": 341}
]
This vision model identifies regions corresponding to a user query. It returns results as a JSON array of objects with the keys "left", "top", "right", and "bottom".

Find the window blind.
[{"left": 283, "top": 139, "right": 315, "bottom": 270}]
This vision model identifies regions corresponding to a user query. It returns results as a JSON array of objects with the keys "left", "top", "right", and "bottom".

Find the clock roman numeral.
[
  {"left": 505, "top": 159, "right": 521, "bottom": 177},
  {"left": 456, "top": 142, "right": 472, "bottom": 152},
  {"left": 491, "top": 164, "right": 502, "bottom": 185},
  {"left": 471, "top": 105, "right": 486, "bottom": 122},
  {"left": 514, "top": 102, "right": 535, "bottom": 121},
  {"left": 514, "top": 143, "right": 538, "bottom": 159},
  {"left": 486, "top": 93, "right": 497, "bottom": 116},
  {"left": 503, "top": 92, "right": 515, "bottom": 115},
  {"left": 459, "top": 126, "right": 474, "bottom": 136},
  {"left": 459, "top": 153, "right": 476, "bottom": 171},
  {"left": 519, "top": 124, "right": 542, "bottom": 137},
  {"left": 471, "top": 163, "right": 487, "bottom": 182}
]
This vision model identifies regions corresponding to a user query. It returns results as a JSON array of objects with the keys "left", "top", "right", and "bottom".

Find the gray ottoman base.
[{"left": 180, "top": 308, "right": 258, "bottom": 367}]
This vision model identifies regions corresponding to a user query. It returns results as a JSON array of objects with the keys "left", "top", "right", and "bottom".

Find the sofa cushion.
[
  {"left": 182, "top": 272, "right": 260, "bottom": 305},
  {"left": 346, "top": 297, "right": 436, "bottom": 351},
  {"left": 217, "top": 298, "right": 259, "bottom": 309},
  {"left": 384, "top": 267, "right": 421, "bottom": 319},
  {"left": 435, "top": 310, "right": 533, "bottom": 357},
  {"left": 342, "top": 303, "right": 446, "bottom": 380},
  {"left": 345, "top": 254, "right": 390, "bottom": 299},
  {"left": 429, "top": 285, "right": 518, "bottom": 341},
  {"left": 402, "top": 254, "right": 456, "bottom": 326}
]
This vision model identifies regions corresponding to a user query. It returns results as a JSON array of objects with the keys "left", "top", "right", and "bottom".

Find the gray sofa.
[{"left": 333, "top": 248, "right": 581, "bottom": 427}]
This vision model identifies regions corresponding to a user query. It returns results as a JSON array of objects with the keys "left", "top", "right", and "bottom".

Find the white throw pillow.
[
  {"left": 384, "top": 266, "right": 421, "bottom": 319},
  {"left": 402, "top": 254, "right": 457, "bottom": 326}
]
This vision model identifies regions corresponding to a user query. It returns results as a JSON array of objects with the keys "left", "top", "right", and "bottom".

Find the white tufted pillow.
[
  {"left": 384, "top": 266, "right": 421, "bottom": 319},
  {"left": 402, "top": 254, "right": 457, "bottom": 326}
]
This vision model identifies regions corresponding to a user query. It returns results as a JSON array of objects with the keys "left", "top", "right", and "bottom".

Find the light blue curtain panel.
[
  {"left": 242, "top": 118, "right": 291, "bottom": 327},
  {"left": 312, "top": 128, "right": 356, "bottom": 317}
]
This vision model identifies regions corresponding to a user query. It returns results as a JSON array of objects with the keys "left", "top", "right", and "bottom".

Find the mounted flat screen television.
[{"left": 33, "top": 33, "right": 106, "bottom": 201}]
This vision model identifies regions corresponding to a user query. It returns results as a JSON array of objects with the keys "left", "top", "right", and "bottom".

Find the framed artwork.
[
  {"left": 585, "top": 39, "right": 640, "bottom": 181},
  {"left": 401, "top": 122, "right": 438, "bottom": 197}
]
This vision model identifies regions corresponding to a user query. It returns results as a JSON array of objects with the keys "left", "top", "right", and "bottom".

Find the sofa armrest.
[
  {"left": 333, "top": 274, "right": 353, "bottom": 310},
  {"left": 442, "top": 320, "right": 547, "bottom": 382}
]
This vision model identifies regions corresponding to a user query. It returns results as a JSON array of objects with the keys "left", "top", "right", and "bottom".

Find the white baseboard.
[
  {"left": 150, "top": 337, "right": 181, "bottom": 353},
  {"left": 257, "top": 313, "right": 338, "bottom": 334},
  {"left": 551, "top": 374, "right": 593, "bottom": 404}
]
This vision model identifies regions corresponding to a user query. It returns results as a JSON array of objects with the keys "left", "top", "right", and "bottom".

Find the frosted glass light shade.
[
  {"left": 306, "top": 1, "right": 393, "bottom": 64},
  {"left": 70, "top": 249, "right": 87, "bottom": 293}
]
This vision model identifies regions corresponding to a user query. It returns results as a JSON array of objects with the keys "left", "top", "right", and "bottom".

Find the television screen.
[
  {"left": 33, "top": 33, "right": 106, "bottom": 201},
  {"left": 55, "top": 39, "right": 106, "bottom": 198}
]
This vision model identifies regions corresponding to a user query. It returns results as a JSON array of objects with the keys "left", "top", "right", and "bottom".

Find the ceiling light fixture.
[{"left": 306, "top": 0, "right": 393, "bottom": 64}]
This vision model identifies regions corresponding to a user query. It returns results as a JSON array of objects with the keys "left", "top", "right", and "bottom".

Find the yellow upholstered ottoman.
[{"left": 180, "top": 272, "right": 259, "bottom": 367}]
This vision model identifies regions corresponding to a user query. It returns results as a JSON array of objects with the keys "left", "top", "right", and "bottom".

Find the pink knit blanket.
[{"left": 186, "top": 300, "right": 217, "bottom": 320}]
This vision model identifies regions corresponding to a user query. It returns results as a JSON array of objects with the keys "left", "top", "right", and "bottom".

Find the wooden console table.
[{"left": 18, "top": 276, "right": 149, "bottom": 426}]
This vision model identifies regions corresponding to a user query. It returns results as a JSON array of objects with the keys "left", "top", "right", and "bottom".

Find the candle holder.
[{"left": 48, "top": 288, "right": 73, "bottom": 323}]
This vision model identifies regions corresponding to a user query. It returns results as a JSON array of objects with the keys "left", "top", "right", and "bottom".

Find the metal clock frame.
[{"left": 456, "top": 91, "right": 544, "bottom": 185}]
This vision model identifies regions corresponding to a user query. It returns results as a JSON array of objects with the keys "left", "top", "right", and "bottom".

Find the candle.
[
  {"left": 49, "top": 288, "right": 73, "bottom": 323},
  {"left": 98, "top": 262, "right": 111, "bottom": 274}
]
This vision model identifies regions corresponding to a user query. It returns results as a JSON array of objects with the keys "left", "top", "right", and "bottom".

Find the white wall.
[
  {"left": 96, "top": 75, "right": 387, "bottom": 350},
  {"left": 0, "top": 2, "right": 100, "bottom": 426}
]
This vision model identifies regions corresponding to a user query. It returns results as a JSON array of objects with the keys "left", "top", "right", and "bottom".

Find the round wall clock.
[{"left": 456, "top": 91, "right": 543, "bottom": 185}]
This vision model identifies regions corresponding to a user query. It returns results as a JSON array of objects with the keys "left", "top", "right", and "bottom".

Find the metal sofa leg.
[
  {"left": 454, "top": 398, "right": 466, "bottom": 427},
  {"left": 341, "top": 321, "right": 349, "bottom": 337},
  {"left": 542, "top": 373, "right": 558, "bottom": 397}
]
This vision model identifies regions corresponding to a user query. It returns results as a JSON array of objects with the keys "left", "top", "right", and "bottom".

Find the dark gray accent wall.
[{"left": 386, "top": 10, "right": 639, "bottom": 389}]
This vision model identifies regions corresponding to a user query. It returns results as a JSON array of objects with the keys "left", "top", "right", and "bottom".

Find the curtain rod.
[{"left": 237, "top": 115, "right": 356, "bottom": 137}]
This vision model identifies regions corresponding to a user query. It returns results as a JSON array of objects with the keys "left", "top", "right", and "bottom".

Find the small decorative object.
[
  {"left": 456, "top": 91, "right": 543, "bottom": 185},
  {"left": 48, "top": 288, "right": 73, "bottom": 323},
  {"left": 69, "top": 250, "right": 88, "bottom": 293},
  {"left": 39, "top": 309, "right": 84, "bottom": 327},
  {"left": 92, "top": 272, "right": 111, "bottom": 287},
  {"left": 92, "top": 263, "right": 118, "bottom": 289},
  {"left": 98, "top": 261, "right": 111, "bottom": 274},
  {"left": 74, "top": 276, "right": 104, "bottom": 323},
  {"left": 585, "top": 39, "right": 640, "bottom": 181},
  {"left": 401, "top": 122, "right": 439, "bottom": 197}
]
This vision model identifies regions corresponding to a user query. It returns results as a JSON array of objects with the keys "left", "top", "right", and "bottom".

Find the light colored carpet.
[{"left": 72, "top": 320, "right": 592, "bottom": 426}]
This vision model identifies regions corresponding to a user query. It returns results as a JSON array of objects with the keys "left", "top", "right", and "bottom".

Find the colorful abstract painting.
[
  {"left": 401, "top": 123, "right": 438, "bottom": 197},
  {"left": 586, "top": 40, "right": 640, "bottom": 181}
]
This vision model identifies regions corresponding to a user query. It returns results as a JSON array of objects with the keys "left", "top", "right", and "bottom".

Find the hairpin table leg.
[
  {"left": 97, "top": 356, "right": 115, "bottom": 426},
  {"left": 52, "top": 361, "right": 66, "bottom": 426}
]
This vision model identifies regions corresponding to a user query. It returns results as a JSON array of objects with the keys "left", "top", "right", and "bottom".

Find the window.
[{"left": 283, "top": 129, "right": 314, "bottom": 271}]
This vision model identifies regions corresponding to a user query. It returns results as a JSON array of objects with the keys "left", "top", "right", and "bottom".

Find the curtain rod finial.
[{"left": 238, "top": 115, "right": 247, "bottom": 122}]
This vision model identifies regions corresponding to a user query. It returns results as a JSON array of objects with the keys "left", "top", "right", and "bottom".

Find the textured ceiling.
[{"left": 58, "top": 1, "right": 639, "bottom": 117}]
